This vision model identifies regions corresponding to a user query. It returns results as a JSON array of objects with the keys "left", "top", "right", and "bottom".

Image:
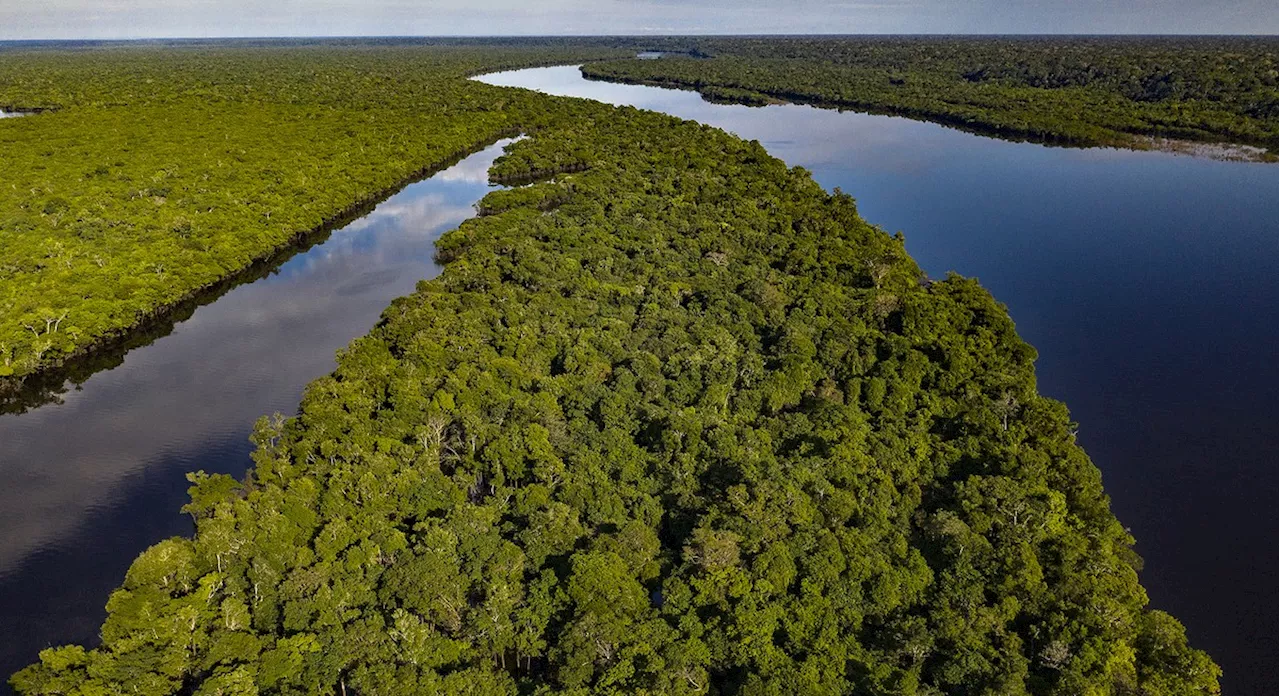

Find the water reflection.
[
  {"left": 0, "top": 139, "right": 514, "bottom": 684},
  {"left": 477, "top": 66, "right": 1278, "bottom": 694}
]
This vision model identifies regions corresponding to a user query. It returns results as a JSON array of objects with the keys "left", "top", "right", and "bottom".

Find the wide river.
[
  {"left": 490, "top": 66, "right": 1279, "bottom": 694},
  {"left": 0, "top": 65, "right": 1274, "bottom": 693}
]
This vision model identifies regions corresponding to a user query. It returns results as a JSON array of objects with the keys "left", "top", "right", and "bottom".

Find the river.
[
  {"left": 478, "top": 65, "right": 1280, "bottom": 694},
  {"left": 0, "top": 138, "right": 515, "bottom": 687}
]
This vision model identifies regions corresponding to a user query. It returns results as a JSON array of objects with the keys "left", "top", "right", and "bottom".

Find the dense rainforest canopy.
[
  {"left": 0, "top": 40, "right": 632, "bottom": 391},
  {"left": 583, "top": 36, "right": 1279, "bottom": 154},
  {"left": 8, "top": 40, "right": 1219, "bottom": 694}
]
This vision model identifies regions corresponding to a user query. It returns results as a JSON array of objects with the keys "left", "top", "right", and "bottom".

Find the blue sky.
[{"left": 1, "top": 0, "right": 1275, "bottom": 39}]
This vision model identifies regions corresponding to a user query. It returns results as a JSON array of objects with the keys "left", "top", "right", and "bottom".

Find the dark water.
[
  {"left": 477, "top": 66, "right": 1278, "bottom": 694},
  {"left": 0, "top": 139, "right": 513, "bottom": 687}
]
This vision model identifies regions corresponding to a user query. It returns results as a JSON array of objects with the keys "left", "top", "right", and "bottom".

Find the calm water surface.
[
  {"left": 0, "top": 139, "right": 514, "bottom": 687},
  {"left": 480, "top": 66, "right": 1280, "bottom": 694}
]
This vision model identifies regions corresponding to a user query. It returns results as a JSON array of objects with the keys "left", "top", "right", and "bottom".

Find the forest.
[
  {"left": 582, "top": 35, "right": 1279, "bottom": 154},
  {"left": 8, "top": 41, "right": 1220, "bottom": 694},
  {"left": 0, "top": 40, "right": 632, "bottom": 389}
]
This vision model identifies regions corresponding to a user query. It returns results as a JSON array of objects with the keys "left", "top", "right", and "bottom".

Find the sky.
[{"left": 0, "top": 0, "right": 1275, "bottom": 40}]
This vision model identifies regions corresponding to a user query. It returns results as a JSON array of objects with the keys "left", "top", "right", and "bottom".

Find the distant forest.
[{"left": 584, "top": 36, "right": 1279, "bottom": 154}]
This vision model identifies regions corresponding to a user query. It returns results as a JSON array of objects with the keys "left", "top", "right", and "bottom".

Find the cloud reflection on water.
[{"left": 0, "top": 140, "right": 511, "bottom": 677}]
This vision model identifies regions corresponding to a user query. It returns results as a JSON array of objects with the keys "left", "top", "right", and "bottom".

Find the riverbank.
[
  {"left": 1129, "top": 135, "right": 1275, "bottom": 162},
  {"left": 0, "top": 129, "right": 521, "bottom": 413},
  {"left": 581, "top": 66, "right": 1279, "bottom": 163},
  {"left": 578, "top": 36, "right": 1278, "bottom": 161},
  {"left": 0, "top": 44, "right": 639, "bottom": 388},
  {"left": 501, "top": 60, "right": 1279, "bottom": 165}
]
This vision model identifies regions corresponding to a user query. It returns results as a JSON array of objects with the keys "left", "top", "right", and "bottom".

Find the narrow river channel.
[
  {"left": 0, "top": 138, "right": 515, "bottom": 685},
  {"left": 477, "top": 65, "right": 1280, "bottom": 694}
]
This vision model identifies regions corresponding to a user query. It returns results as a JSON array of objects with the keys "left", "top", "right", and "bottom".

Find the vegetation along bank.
[
  {"left": 583, "top": 35, "right": 1279, "bottom": 157},
  {"left": 0, "top": 41, "right": 631, "bottom": 389}
]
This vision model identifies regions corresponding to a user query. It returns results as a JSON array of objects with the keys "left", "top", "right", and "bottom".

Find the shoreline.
[
  {"left": 577, "top": 68, "right": 1277, "bottom": 164},
  {"left": 1128, "top": 135, "right": 1274, "bottom": 162},
  {"left": 0, "top": 51, "right": 634, "bottom": 408},
  {"left": 0, "top": 128, "right": 522, "bottom": 413}
]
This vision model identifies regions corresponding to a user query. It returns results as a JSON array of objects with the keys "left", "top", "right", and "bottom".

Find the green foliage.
[
  {"left": 11, "top": 97, "right": 1219, "bottom": 694},
  {"left": 583, "top": 36, "right": 1278, "bottom": 153},
  {"left": 0, "top": 41, "right": 632, "bottom": 382}
]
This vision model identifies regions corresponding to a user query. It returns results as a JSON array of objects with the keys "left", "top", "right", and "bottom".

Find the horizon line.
[{"left": 1, "top": 32, "right": 1277, "bottom": 42}]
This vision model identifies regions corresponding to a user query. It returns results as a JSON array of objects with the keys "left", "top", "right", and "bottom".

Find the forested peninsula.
[
  {"left": 583, "top": 36, "right": 1279, "bottom": 157},
  {"left": 7, "top": 40, "right": 1220, "bottom": 695}
]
